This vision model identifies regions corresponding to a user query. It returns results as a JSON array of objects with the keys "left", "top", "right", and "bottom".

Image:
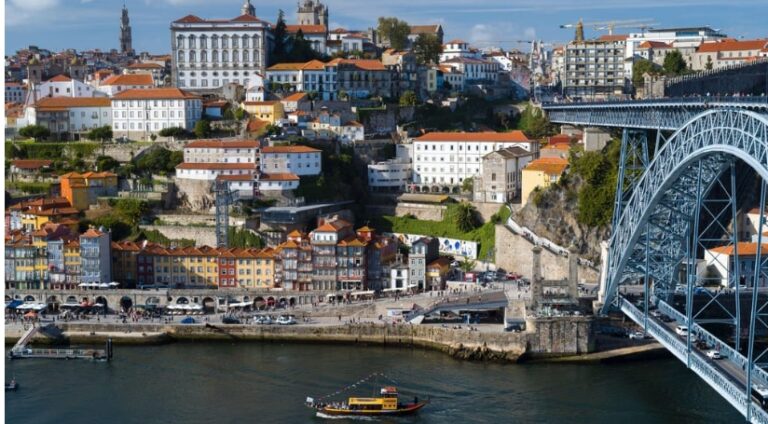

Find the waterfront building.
[
  {"left": 563, "top": 36, "right": 628, "bottom": 99},
  {"left": 27, "top": 97, "right": 112, "bottom": 141},
  {"left": 408, "top": 237, "right": 440, "bottom": 292},
  {"left": 111, "top": 88, "right": 203, "bottom": 140},
  {"left": 412, "top": 131, "right": 539, "bottom": 192},
  {"left": 704, "top": 242, "right": 768, "bottom": 287},
  {"left": 48, "top": 235, "right": 80, "bottom": 289},
  {"left": 426, "top": 257, "right": 450, "bottom": 291},
  {"left": 79, "top": 228, "right": 112, "bottom": 286},
  {"left": 275, "top": 231, "right": 314, "bottom": 291},
  {"left": 170, "top": 1, "right": 272, "bottom": 91},
  {"left": 5, "top": 234, "right": 42, "bottom": 290},
  {"left": 361, "top": 228, "right": 398, "bottom": 292},
  {"left": 387, "top": 260, "right": 410, "bottom": 292},
  {"left": 520, "top": 157, "right": 569, "bottom": 205},
  {"left": 473, "top": 147, "right": 536, "bottom": 204}
]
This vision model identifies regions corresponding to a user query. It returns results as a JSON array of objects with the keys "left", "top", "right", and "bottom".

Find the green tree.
[
  {"left": 377, "top": 17, "right": 410, "bottom": 50},
  {"left": 516, "top": 104, "right": 553, "bottom": 139},
  {"left": 93, "top": 215, "right": 133, "bottom": 241},
  {"left": 233, "top": 107, "right": 246, "bottom": 120},
  {"left": 111, "top": 198, "right": 149, "bottom": 226},
  {"left": 632, "top": 58, "right": 660, "bottom": 88},
  {"left": 270, "top": 9, "right": 288, "bottom": 65},
  {"left": 86, "top": 125, "right": 113, "bottom": 142},
  {"left": 288, "top": 29, "right": 319, "bottom": 62},
  {"left": 663, "top": 50, "right": 688, "bottom": 76},
  {"left": 461, "top": 177, "right": 474, "bottom": 193},
  {"left": 19, "top": 125, "right": 50, "bottom": 141},
  {"left": 399, "top": 90, "right": 418, "bottom": 106},
  {"left": 150, "top": 134, "right": 157, "bottom": 142},
  {"left": 159, "top": 127, "right": 186, "bottom": 138},
  {"left": 223, "top": 108, "right": 235, "bottom": 120},
  {"left": 459, "top": 257, "right": 477, "bottom": 274},
  {"left": 96, "top": 155, "right": 120, "bottom": 172},
  {"left": 705, "top": 56, "right": 713, "bottom": 70},
  {"left": 194, "top": 120, "right": 211, "bottom": 139},
  {"left": 412, "top": 33, "right": 443, "bottom": 65},
  {"left": 450, "top": 202, "right": 479, "bottom": 232}
]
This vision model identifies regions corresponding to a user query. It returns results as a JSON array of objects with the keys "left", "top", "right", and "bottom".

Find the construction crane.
[{"left": 560, "top": 18, "right": 658, "bottom": 41}]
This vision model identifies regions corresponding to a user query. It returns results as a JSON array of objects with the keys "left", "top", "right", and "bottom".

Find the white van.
[{"left": 675, "top": 325, "right": 689, "bottom": 336}]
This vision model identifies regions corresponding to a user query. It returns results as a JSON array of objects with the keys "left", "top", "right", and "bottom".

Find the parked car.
[
  {"left": 277, "top": 315, "right": 297, "bottom": 325},
  {"left": 675, "top": 325, "right": 689, "bottom": 337},
  {"left": 506, "top": 272, "right": 521, "bottom": 281},
  {"left": 222, "top": 316, "right": 241, "bottom": 324},
  {"left": 650, "top": 309, "right": 663, "bottom": 318},
  {"left": 706, "top": 350, "right": 723, "bottom": 360},
  {"left": 628, "top": 331, "right": 646, "bottom": 340},
  {"left": 180, "top": 317, "right": 197, "bottom": 325}
]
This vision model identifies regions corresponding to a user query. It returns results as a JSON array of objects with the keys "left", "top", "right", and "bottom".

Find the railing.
[{"left": 543, "top": 96, "right": 768, "bottom": 109}]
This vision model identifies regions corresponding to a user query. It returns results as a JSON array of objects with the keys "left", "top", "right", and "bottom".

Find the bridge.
[{"left": 543, "top": 97, "right": 768, "bottom": 422}]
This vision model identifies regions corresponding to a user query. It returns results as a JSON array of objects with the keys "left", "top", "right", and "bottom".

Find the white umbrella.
[{"left": 99, "top": 283, "right": 109, "bottom": 288}]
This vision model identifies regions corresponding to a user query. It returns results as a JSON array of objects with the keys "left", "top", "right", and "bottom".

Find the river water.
[{"left": 6, "top": 342, "right": 741, "bottom": 423}]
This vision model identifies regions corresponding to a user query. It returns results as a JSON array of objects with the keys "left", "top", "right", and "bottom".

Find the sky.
[{"left": 5, "top": 0, "right": 768, "bottom": 55}]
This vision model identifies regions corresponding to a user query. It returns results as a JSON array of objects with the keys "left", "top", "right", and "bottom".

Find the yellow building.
[
  {"left": 521, "top": 157, "right": 569, "bottom": 205},
  {"left": 60, "top": 172, "right": 118, "bottom": 211},
  {"left": 241, "top": 100, "right": 284, "bottom": 124},
  {"left": 426, "top": 257, "right": 451, "bottom": 291},
  {"left": 63, "top": 239, "right": 82, "bottom": 286}
]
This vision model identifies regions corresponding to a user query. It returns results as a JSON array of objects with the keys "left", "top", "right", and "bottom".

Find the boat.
[
  {"left": 307, "top": 386, "right": 428, "bottom": 417},
  {"left": 5, "top": 379, "right": 18, "bottom": 391}
]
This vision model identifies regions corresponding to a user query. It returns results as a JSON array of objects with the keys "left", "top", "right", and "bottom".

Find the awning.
[
  {"left": 5, "top": 300, "right": 23, "bottom": 309},
  {"left": 227, "top": 301, "right": 251, "bottom": 308},
  {"left": 350, "top": 290, "right": 375, "bottom": 297},
  {"left": 167, "top": 304, "right": 203, "bottom": 311},
  {"left": 15, "top": 303, "right": 47, "bottom": 311},
  {"left": 382, "top": 288, "right": 406, "bottom": 292}
]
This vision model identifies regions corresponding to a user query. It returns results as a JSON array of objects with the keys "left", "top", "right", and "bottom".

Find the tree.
[
  {"left": 86, "top": 125, "right": 113, "bottom": 142},
  {"left": 377, "top": 17, "right": 410, "bottom": 50},
  {"left": 19, "top": 125, "right": 50, "bottom": 141},
  {"left": 135, "top": 147, "right": 182, "bottom": 176},
  {"left": 451, "top": 202, "right": 479, "bottom": 233},
  {"left": 270, "top": 9, "right": 288, "bottom": 65},
  {"left": 459, "top": 257, "right": 477, "bottom": 274},
  {"left": 663, "top": 50, "right": 688, "bottom": 76},
  {"left": 159, "top": 127, "right": 186, "bottom": 138},
  {"left": 96, "top": 155, "right": 120, "bottom": 172},
  {"left": 223, "top": 108, "right": 235, "bottom": 120},
  {"left": 288, "top": 29, "right": 318, "bottom": 62},
  {"left": 705, "top": 56, "right": 714, "bottom": 70},
  {"left": 412, "top": 33, "right": 443, "bottom": 65},
  {"left": 111, "top": 198, "right": 149, "bottom": 226},
  {"left": 461, "top": 177, "right": 474, "bottom": 193},
  {"left": 194, "top": 120, "right": 211, "bottom": 139},
  {"left": 150, "top": 134, "right": 157, "bottom": 142},
  {"left": 399, "top": 90, "right": 417, "bottom": 106},
  {"left": 233, "top": 107, "right": 245, "bottom": 121},
  {"left": 516, "top": 104, "right": 553, "bottom": 139},
  {"left": 631, "top": 58, "right": 660, "bottom": 88}
]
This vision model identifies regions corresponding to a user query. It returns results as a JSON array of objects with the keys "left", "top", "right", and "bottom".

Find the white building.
[
  {"left": 175, "top": 162, "right": 257, "bottom": 181},
  {"left": 216, "top": 174, "right": 256, "bottom": 199},
  {"left": 182, "top": 139, "right": 260, "bottom": 164},
  {"left": 170, "top": 1, "right": 272, "bottom": 90},
  {"left": 257, "top": 173, "right": 300, "bottom": 192},
  {"left": 25, "top": 75, "right": 106, "bottom": 107},
  {"left": 245, "top": 74, "right": 266, "bottom": 102},
  {"left": 440, "top": 57, "right": 500, "bottom": 83},
  {"left": 28, "top": 97, "right": 112, "bottom": 140},
  {"left": 260, "top": 145, "right": 322, "bottom": 176},
  {"left": 286, "top": 24, "right": 328, "bottom": 55},
  {"left": 368, "top": 159, "right": 412, "bottom": 192},
  {"left": 111, "top": 88, "right": 202, "bottom": 140},
  {"left": 306, "top": 111, "right": 364, "bottom": 144},
  {"left": 97, "top": 74, "right": 154, "bottom": 96},
  {"left": 692, "top": 39, "right": 768, "bottom": 71},
  {"left": 412, "top": 131, "right": 539, "bottom": 189},
  {"left": 625, "top": 26, "right": 727, "bottom": 75},
  {"left": 440, "top": 39, "right": 476, "bottom": 62},
  {"left": 5, "top": 82, "right": 27, "bottom": 103}
]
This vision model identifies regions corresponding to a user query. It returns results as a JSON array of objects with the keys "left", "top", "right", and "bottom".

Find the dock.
[{"left": 9, "top": 324, "right": 113, "bottom": 361}]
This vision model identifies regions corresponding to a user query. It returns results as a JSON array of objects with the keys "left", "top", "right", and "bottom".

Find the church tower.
[
  {"left": 120, "top": 4, "right": 134, "bottom": 56},
  {"left": 241, "top": 0, "right": 256, "bottom": 16},
  {"left": 297, "top": 0, "right": 328, "bottom": 26}
]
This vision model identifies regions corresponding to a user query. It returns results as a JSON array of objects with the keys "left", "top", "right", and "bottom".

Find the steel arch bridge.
[{"left": 544, "top": 100, "right": 768, "bottom": 423}]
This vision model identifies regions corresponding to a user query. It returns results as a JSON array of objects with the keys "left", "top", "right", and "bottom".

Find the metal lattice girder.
[
  {"left": 214, "top": 180, "right": 233, "bottom": 248},
  {"left": 542, "top": 97, "right": 768, "bottom": 130}
]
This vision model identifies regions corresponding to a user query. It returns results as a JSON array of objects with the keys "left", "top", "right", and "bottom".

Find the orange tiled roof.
[
  {"left": 598, "top": 34, "right": 628, "bottom": 42},
  {"left": 112, "top": 88, "right": 200, "bottom": 100},
  {"left": 36, "top": 97, "right": 111, "bottom": 109},
  {"left": 81, "top": 228, "right": 104, "bottom": 238},
  {"left": 247, "top": 118, "right": 269, "bottom": 133},
  {"left": 638, "top": 41, "right": 672, "bottom": 49},
  {"left": 698, "top": 39, "right": 768, "bottom": 53},
  {"left": 260, "top": 145, "right": 320, "bottom": 154},
  {"left": 341, "top": 59, "right": 386, "bottom": 71},
  {"left": 11, "top": 159, "right": 53, "bottom": 169},
  {"left": 524, "top": 157, "right": 569, "bottom": 175},
  {"left": 259, "top": 173, "right": 299, "bottom": 181},
  {"left": 710, "top": 242, "right": 768, "bottom": 256},
  {"left": 101, "top": 74, "right": 153, "bottom": 86},
  {"left": 185, "top": 139, "right": 259, "bottom": 149},
  {"left": 47, "top": 74, "right": 72, "bottom": 82},
  {"left": 216, "top": 174, "right": 254, "bottom": 182},
  {"left": 415, "top": 131, "right": 533, "bottom": 143},
  {"left": 282, "top": 92, "right": 308, "bottom": 102},
  {"left": 286, "top": 24, "right": 327, "bottom": 34},
  {"left": 176, "top": 162, "right": 256, "bottom": 170},
  {"left": 126, "top": 62, "right": 164, "bottom": 69}
]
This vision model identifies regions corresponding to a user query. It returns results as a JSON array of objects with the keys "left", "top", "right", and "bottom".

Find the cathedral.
[{"left": 296, "top": 0, "right": 328, "bottom": 26}]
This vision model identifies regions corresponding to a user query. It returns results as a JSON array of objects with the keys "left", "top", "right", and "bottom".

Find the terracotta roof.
[
  {"left": 243, "top": 100, "right": 279, "bottom": 106},
  {"left": 81, "top": 228, "right": 104, "bottom": 238},
  {"left": 12, "top": 159, "right": 53, "bottom": 169},
  {"left": 216, "top": 174, "right": 254, "bottom": 182},
  {"left": 548, "top": 134, "right": 579, "bottom": 144},
  {"left": 286, "top": 24, "right": 327, "bottom": 34},
  {"left": 446, "top": 39, "right": 467, "bottom": 44},
  {"left": 259, "top": 173, "right": 299, "bottom": 181},
  {"left": 415, "top": 131, "right": 533, "bottom": 143},
  {"left": 185, "top": 139, "right": 259, "bottom": 149},
  {"left": 340, "top": 59, "right": 386, "bottom": 71},
  {"left": 47, "top": 74, "right": 72, "bottom": 82},
  {"left": 638, "top": 41, "right": 672, "bottom": 49},
  {"left": 126, "top": 62, "right": 164, "bottom": 69},
  {"left": 524, "top": 157, "right": 569, "bottom": 175},
  {"left": 543, "top": 144, "right": 571, "bottom": 151},
  {"left": 288, "top": 230, "right": 304, "bottom": 237},
  {"left": 101, "top": 74, "right": 154, "bottom": 86},
  {"left": 112, "top": 88, "right": 200, "bottom": 100},
  {"left": 267, "top": 60, "right": 327, "bottom": 71},
  {"left": 344, "top": 120, "right": 364, "bottom": 127},
  {"left": 247, "top": 118, "right": 270, "bottom": 133},
  {"left": 176, "top": 162, "right": 256, "bottom": 170},
  {"left": 598, "top": 34, "right": 629, "bottom": 42},
  {"left": 357, "top": 226, "right": 374, "bottom": 232},
  {"left": 427, "top": 257, "right": 451, "bottom": 268},
  {"left": 710, "top": 242, "right": 768, "bottom": 256},
  {"left": 410, "top": 25, "right": 441, "bottom": 35},
  {"left": 338, "top": 237, "right": 367, "bottom": 247},
  {"left": 282, "top": 92, "right": 308, "bottom": 102},
  {"left": 260, "top": 145, "right": 320, "bottom": 154},
  {"left": 698, "top": 39, "right": 768, "bottom": 53},
  {"left": 173, "top": 14, "right": 205, "bottom": 24},
  {"left": 36, "top": 97, "right": 111, "bottom": 109}
]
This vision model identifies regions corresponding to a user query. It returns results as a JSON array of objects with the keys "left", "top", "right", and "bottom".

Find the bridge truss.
[{"left": 547, "top": 101, "right": 768, "bottom": 422}]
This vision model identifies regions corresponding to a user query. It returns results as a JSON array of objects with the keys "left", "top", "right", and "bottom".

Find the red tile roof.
[
  {"left": 415, "top": 131, "right": 533, "bottom": 143},
  {"left": 216, "top": 174, "right": 255, "bottom": 182},
  {"left": 176, "top": 162, "right": 256, "bottom": 170},
  {"left": 598, "top": 34, "right": 629, "bottom": 42},
  {"left": 286, "top": 24, "right": 327, "bottom": 34},
  {"left": 259, "top": 173, "right": 300, "bottom": 181},
  {"left": 341, "top": 59, "right": 386, "bottom": 71},
  {"left": 81, "top": 228, "right": 104, "bottom": 238},
  {"left": 260, "top": 145, "right": 320, "bottom": 153},
  {"left": 282, "top": 92, "right": 308, "bottom": 102},
  {"left": 524, "top": 157, "right": 569, "bottom": 175},
  {"left": 185, "top": 139, "right": 260, "bottom": 149},
  {"left": 101, "top": 74, "right": 154, "bottom": 86},
  {"left": 11, "top": 159, "right": 53, "bottom": 169},
  {"left": 710, "top": 242, "right": 768, "bottom": 256},
  {"left": 112, "top": 88, "right": 200, "bottom": 100},
  {"left": 47, "top": 74, "right": 72, "bottom": 82},
  {"left": 247, "top": 118, "right": 270, "bottom": 133},
  {"left": 697, "top": 39, "right": 768, "bottom": 53},
  {"left": 36, "top": 97, "right": 111, "bottom": 109},
  {"left": 638, "top": 41, "right": 672, "bottom": 49}
]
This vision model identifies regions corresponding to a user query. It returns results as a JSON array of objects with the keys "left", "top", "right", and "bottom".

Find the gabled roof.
[
  {"left": 173, "top": 14, "right": 205, "bottom": 24},
  {"left": 697, "top": 39, "right": 768, "bottom": 53},
  {"left": 35, "top": 97, "right": 111, "bottom": 109},
  {"left": 47, "top": 74, "right": 72, "bottom": 82},
  {"left": 286, "top": 24, "right": 327, "bottom": 35},
  {"left": 415, "top": 131, "right": 534, "bottom": 143},
  {"left": 112, "top": 88, "right": 200, "bottom": 100},
  {"left": 598, "top": 34, "right": 629, "bottom": 42},
  {"left": 11, "top": 159, "right": 53, "bottom": 169},
  {"left": 638, "top": 41, "right": 672, "bottom": 49},
  {"left": 81, "top": 228, "right": 104, "bottom": 238},
  {"left": 524, "top": 157, "right": 569, "bottom": 175},
  {"left": 101, "top": 74, "right": 154, "bottom": 86}
]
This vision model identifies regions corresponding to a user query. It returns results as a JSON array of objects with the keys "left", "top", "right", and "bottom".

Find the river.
[{"left": 6, "top": 342, "right": 742, "bottom": 423}]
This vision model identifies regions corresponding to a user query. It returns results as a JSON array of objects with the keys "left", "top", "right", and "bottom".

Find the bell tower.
[
  {"left": 241, "top": 0, "right": 256, "bottom": 16},
  {"left": 120, "top": 3, "right": 134, "bottom": 56}
]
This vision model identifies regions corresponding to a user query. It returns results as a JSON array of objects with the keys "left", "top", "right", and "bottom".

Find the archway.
[
  {"left": 254, "top": 296, "right": 266, "bottom": 310},
  {"left": 95, "top": 296, "right": 108, "bottom": 313},
  {"left": 176, "top": 297, "right": 189, "bottom": 304},
  {"left": 5, "top": 295, "right": 11, "bottom": 302},
  {"left": 289, "top": 297, "right": 297, "bottom": 307},
  {"left": 278, "top": 297, "right": 287, "bottom": 308},
  {"left": 267, "top": 296, "right": 275, "bottom": 307},
  {"left": 66, "top": 295, "right": 77, "bottom": 304},
  {"left": 146, "top": 296, "right": 161, "bottom": 305},
  {"left": 46, "top": 296, "right": 59, "bottom": 312},
  {"left": 24, "top": 295, "right": 35, "bottom": 303},
  {"left": 203, "top": 297, "right": 216, "bottom": 313},
  {"left": 120, "top": 296, "right": 133, "bottom": 311}
]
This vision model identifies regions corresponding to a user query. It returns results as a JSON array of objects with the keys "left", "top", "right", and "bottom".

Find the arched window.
[
  {"left": 232, "top": 36, "right": 238, "bottom": 48},
  {"left": 222, "top": 50, "right": 229, "bottom": 63},
  {"left": 189, "top": 50, "right": 196, "bottom": 63},
  {"left": 232, "top": 49, "right": 239, "bottom": 63},
  {"left": 242, "top": 50, "right": 249, "bottom": 63},
  {"left": 200, "top": 35, "right": 207, "bottom": 49},
  {"left": 188, "top": 34, "right": 196, "bottom": 49},
  {"left": 201, "top": 50, "right": 208, "bottom": 63},
  {"left": 242, "top": 35, "right": 249, "bottom": 48},
  {"left": 212, "top": 50, "right": 219, "bottom": 63},
  {"left": 212, "top": 35, "right": 219, "bottom": 48},
  {"left": 178, "top": 50, "right": 184, "bottom": 63},
  {"left": 176, "top": 35, "right": 184, "bottom": 49},
  {"left": 222, "top": 35, "right": 229, "bottom": 48}
]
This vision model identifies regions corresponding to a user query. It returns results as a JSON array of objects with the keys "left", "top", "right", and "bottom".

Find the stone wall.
[
  {"left": 140, "top": 225, "right": 217, "bottom": 246},
  {"left": 525, "top": 317, "right": 594, "bottom": 356},
  {"left": 175, "top": 178, "right": 215, "bottom": 212},
  {"left": 366, "top": 203, "right": 446, "bottom": 221},
  {"left": 495, "top": 225, "right": 599, "bottom": 283}
]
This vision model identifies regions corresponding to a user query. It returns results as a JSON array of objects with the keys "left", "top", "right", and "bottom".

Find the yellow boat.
[{"left": 308, "top": 386, "right": 428, "bottom": 416}]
